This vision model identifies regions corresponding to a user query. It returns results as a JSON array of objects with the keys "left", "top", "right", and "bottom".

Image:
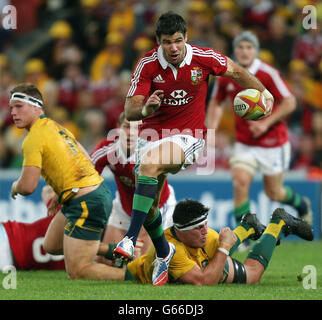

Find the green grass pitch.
[{"left": 1, "top": 241, "right": 321, "bottom": 300}]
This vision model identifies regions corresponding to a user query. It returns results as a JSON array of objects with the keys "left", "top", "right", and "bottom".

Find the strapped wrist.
[
  {"left": 262, "top": 89, "right": 274, "bottom": 101},
  {"left": 218, "top": 247, "right": 230, "bottom": 256}
]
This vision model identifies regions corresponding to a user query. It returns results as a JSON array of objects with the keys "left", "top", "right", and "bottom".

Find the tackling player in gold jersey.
[{"left": 9, "top": 83, "right": 126, "bottom": 281}]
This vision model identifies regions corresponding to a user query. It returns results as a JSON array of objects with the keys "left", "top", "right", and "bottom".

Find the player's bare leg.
[
  {"left": 231, "top": 166, "right": 253, "bottom": 224},
  {"left": 43, "top": 211, "right": 66, "bottom": 255},
  {"left": 114, "top": 141, "right": 181, "bottom": 285},
  {"left": 263, "top": 172, "right": 286, "bottom": 202},
  {"left": 63, "top": 234, "right": 125, "bottom": 280},
  {"left": 264, "top": 173, "right": 313, "bottom": 224}
]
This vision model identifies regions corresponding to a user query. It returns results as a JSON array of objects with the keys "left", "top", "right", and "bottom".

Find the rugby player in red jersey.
[
  {"left": 91, "top": 112, "right": 176, "bottom": 258},
  {"left": 207, "top": 31, "right": 312, "bottom": 228},
  {"left": 0, "top": 185, "right": 65, "bottom": 270},
  {"left": 113, "top": 12, "right": 274, "bottom": 286}
]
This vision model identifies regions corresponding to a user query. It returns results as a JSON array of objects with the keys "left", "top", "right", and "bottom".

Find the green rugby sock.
[
  {"left": 282, "top": 186, "right": 307, "bottom": 217},
  {"left": 144, "top": 209, "right": 169, "bottom": 258},
  {"left": 125, "top": 175, "right": 158, "bottom": 245},
  {"left": 234, "top": 200, "right": 250, "bottom": 224},
  {"left": 230, "top": 222, "right": 255, "bottom": 255},
  {"left": 247, "top": 217, "right": 285, "bottom": 269}
]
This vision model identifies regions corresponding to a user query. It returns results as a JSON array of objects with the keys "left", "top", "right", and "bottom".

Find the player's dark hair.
[
  {"left": 173, "top": 199, "right": 209, "bottom": 226},
  {"left": 10, "top": 83, "right": 43, "bottom": 101},
  {"left": 155, "top": 12, "right": 187, "bottom": 40}
]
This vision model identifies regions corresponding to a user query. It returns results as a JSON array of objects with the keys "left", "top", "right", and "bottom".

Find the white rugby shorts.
[
  {"left": 135, "top": 135, "right": 205, "bottom": 174},
  {"left": 230, "top": 141, "right": 291, "bottom": 175},
  {"left": 0, "top": 223, "right": 14, "bottom": 269},
  {"left": 107, "top": 185, "right": 176, "bottom": 230}
]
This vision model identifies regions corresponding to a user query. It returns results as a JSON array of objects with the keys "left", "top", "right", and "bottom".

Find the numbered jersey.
[
  {"left": 2, "top": 216, "right": 65, "bottom": 270},
  {"left": 22, "top": 115, "right": 103, "bottom": 203},
  {"left": 127, "top": 44, "right": 227, "bottom": 140}
]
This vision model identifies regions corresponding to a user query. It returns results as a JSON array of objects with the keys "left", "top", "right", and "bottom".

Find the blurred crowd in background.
[{"left": 0, "top": 0, "right": 321, "bottom": 179}]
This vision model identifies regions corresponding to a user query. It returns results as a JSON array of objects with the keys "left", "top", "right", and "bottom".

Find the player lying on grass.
[
  {"left": 126, "top": 199, "right": 313, "bottom": 285},
  {"left": 0, "top": 185, "right": 65, "bottom": 271}
]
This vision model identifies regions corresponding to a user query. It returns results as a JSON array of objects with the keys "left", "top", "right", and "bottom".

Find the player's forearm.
[
  {"left": 263, "top": 95, "right": 296, "bottom": 127},
  {"left": 201, "top": 251, "right": 228, "bottom": 285},
  {"left": 124, "top": 96, "right": 145, "bottom": 121},
  {"left": 13, "top": 179, "right": 34, "bottom": 196},
  {"left": 224, "top": 58, "right": 265, "bottom": 92}
]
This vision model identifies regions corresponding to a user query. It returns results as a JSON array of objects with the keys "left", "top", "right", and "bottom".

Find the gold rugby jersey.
[
  {"left": 22, "top": 115, "right": 103, "bottom": 202},
  {"left": 127, "top": 227, "right": 220, "bottom": 284}
]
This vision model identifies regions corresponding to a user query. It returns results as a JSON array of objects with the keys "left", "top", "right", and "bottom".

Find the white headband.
[
  {"left": 174, "top": 213, "right": 208, "bottom": 231},
  {"left": 10, "top": 92, "right": 43, "bottom": 108}
]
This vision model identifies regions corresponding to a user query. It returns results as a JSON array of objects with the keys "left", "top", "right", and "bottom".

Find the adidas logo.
[{"left": 153, "top": 74, "right": 165, "bottom": 83}]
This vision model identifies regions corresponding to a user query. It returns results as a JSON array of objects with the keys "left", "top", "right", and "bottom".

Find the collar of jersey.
[
  {"left": 247, "top": 58, "right": 261, "bottom": 75},
  {"left": 39, "top": 114, "right": 46, "bottom": 119},
  {"left": 157, "top": 43, "right": 193, "bottom": 69}
]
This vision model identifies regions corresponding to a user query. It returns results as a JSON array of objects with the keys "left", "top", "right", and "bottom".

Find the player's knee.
[
  {"left": 232, "top": 174, "right": 249, "bottom": 194},
  {"left": 139, "top": 163, "right": 161, "bottom": 177},
  {"left": 43, "top": 240, "right": 58, "bottom": 255},
  {"left": 265, "top": 187, "right": 281, "bottom": 202}
]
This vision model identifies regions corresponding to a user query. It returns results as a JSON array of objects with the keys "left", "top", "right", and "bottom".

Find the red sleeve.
[
  {"left": 90, "top": 139, "right": 109, "bottom": 175},
  {"left": 209, "top": 49, "right": 228, "bottom": 76},
  {"left": 258, "top": 67, "right": 293, "bottom": 102},
  {"left": 126, "top": 52, "right": 154, "bottom": 97}
]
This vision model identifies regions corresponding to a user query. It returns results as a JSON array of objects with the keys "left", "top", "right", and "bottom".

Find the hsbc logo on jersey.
[
  {"left": 170, "top": 90, "right": 187, "bottom": 98},
  {"left": 164, "top": 90, "right": 193, "bottom": 106}
]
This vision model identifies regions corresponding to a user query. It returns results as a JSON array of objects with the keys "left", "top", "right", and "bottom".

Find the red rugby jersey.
[
  {"left": 90, "top": 137, "right": 170, "bottom": 215},
  {"left": 127, "top": 44, "right": 228, "bottom": 140},
  {"left": 3, "top": 216, "right": 65, "bottom": 270},
  {"left": 211, "top": 58, "right": 293, "bottom": 147}
]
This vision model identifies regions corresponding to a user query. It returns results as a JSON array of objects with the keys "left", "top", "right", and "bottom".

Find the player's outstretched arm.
[
  {"left": 223, "top": 57, "right": 273, "bottom": 117},
  {"left": 11, "top": 166, "right": 41, "bottom": 199}
]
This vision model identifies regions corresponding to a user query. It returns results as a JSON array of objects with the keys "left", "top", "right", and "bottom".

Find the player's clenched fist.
[{"left": 141, "top": 90, "right": 164, "bottom": 117}]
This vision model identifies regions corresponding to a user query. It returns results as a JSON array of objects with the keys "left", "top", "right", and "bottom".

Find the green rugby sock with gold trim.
[{"left": 247, "top": 217, "right": 285, "bottom": 269}]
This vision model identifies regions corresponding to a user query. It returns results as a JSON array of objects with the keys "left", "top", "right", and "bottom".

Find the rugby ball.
[{"left": 233, "top": 89, "right": 266, "bottom": 120}]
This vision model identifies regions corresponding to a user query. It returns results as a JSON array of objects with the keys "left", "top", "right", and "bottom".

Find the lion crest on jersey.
[{"left": 191, "top": 67, "right": 203, "bottom": 85}]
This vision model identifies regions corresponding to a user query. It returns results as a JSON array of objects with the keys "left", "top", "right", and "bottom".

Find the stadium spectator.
[
  {"left": 57, "top": 63, "right": 89, "bottom": 115},
  {"left": 91, "top": 63, "right": 120, "bottom": 108},
  {"left": 292, "top": 25, "right": 322, "bottom": 79},
  {"left": 241, "top": 0, "right": 274, "bottom": 31},
  {"left": 90, "top": 32, "right": 125, "bottom": 81},
  {"left": 10, "top": 0, "right": 41, "bottom": 35},
  {"left": 286, "top": 59, "right": 320, "bottom": 133},
  {"left": 79, "top": 108, "right": 106, "bottom": 154},
  {"left": 40, "top": 20, "right": 83, "bottom": 81},
  {"left": 290, "top": 133, "right": 315, "bottom": 170},
  {"left": 0, "top": 132, "right": 13, "bottom": 168},
  {"left": 261, "top": 13, "right": 295, "bottom": 74},
  {"left": 126, "top": 199, "right": 313, "bottom": 285},
  {"left": 113, "top": 12, "right": 273, "bottom": 287},
  {"left": 91, "top": 112, "right": 175, "bottom": 259},
  {"left": 0, "top": 57, "right": 15, "bottom": 130},
  {"left": 207, "top": 31, "right": 313, "bottom": 227},
  {"left": 23, "top": 58, "right": 58, "bottom": 113},
  {"left": 69, "top": 0, "right": 106, "bottom": 71},
  {"left": 9, "top": 82, "right": 125, "bottom": 281},
  {"left": 107, "top": 0, "right": 136, "bottom": 38}
]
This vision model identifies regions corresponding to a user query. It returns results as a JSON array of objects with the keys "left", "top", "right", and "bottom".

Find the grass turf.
[{"left": 0, "top": 241, "right": 321, "bottom": 300}]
